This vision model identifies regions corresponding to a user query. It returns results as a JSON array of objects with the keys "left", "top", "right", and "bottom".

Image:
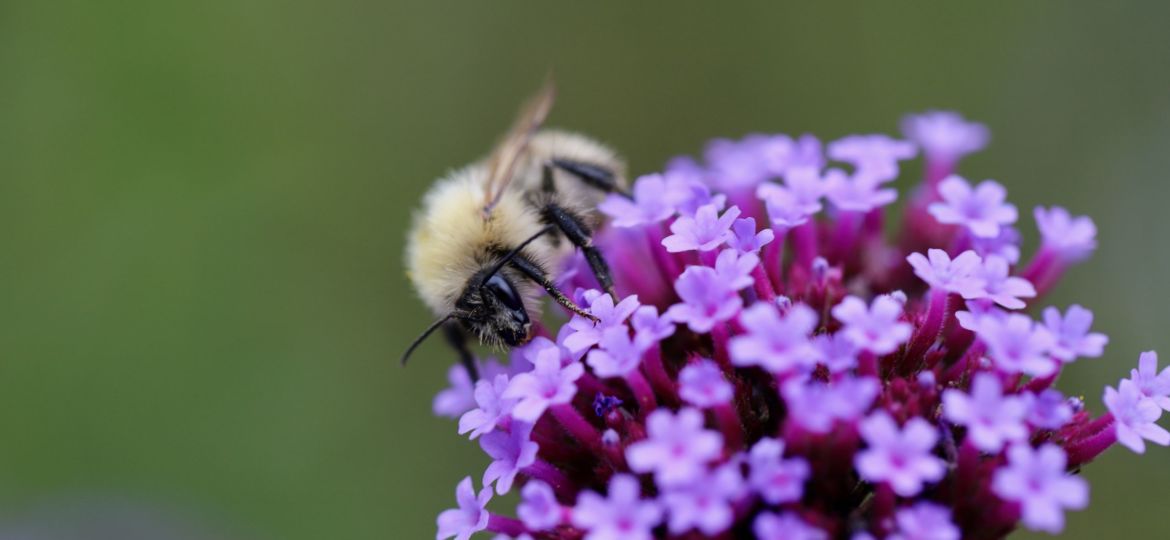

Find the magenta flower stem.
[
  {"left": 831, "top": 210, "right": 861, "bottom": 263},
  {"left": 641, "top": 347, "right": 677, "bottom": 402},
  {"left": 1066, "top": 420, "right": 1117, "bottom": 466},
  {"left": 710, "top": 323, "right": 732, "bottom": 367},
  {"left": 551, "top": 403, "right": 602, "bottom": 453},
  {"left": 486, "top": 514, "right": 527, "bottom": 537},
  {"left": 1024, "top": 371, "right": 1060, "bottom": 393},
  {"left": 646, "top": 225, "right": 681, "bottom": 287},
  {"left": 700, "top": 249, "right": 719, "bottom": 268},
  {"left": 1021, "top": 247, "right": 1056, "bottom": 291},
  {"left": 751, "top": 263, "right": 777, "bottom": 302},
  {"left": 858, "top": 351, "right": 878, "bottom": 377},
  {"left": 904, "top": 288, "right": 950, "bottom": 368},
  {"left": 626, "top": 369, "right": 658, "bottom": 417},
  {"left": 713, "top": 402, "right": 744, "bottom": 450},
  {"left": 792, "top": 221, "right": 819, "bottom": 268},
  {"left": 523, "top": 459, "right": 575, "bottom": 499}
]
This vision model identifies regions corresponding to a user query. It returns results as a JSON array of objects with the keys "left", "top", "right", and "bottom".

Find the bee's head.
[{"left": 455, "top": 272, "right": 531, "bottom": 347}]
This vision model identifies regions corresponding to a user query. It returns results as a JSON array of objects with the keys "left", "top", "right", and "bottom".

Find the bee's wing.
[{"left": 482, "top": 79, "right": 556, "bottom": 217}]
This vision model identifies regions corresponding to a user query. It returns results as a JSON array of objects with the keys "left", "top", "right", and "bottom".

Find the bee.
[{"left": 401, "top": 81, "right": 628, "bottom": 379}]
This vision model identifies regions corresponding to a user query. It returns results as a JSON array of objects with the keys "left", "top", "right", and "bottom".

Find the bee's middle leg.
[
  {"left": 539, "top": 204, "right": 617, "bottom": 301},
  {"left": 442, "top": 322, "right": 479, "bottom": 382}
]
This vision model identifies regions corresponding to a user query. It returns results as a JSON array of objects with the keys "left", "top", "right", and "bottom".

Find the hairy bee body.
[{"left": 406, "top": 129, "right": 626, "bottom": 348}]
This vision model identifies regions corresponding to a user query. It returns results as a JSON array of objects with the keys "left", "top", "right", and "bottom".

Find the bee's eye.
[{"left": 484, "top": 274, "right": 525, "bottom": 312}]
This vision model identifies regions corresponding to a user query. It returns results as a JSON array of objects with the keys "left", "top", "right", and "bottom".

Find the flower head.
[
  {"left": 480, "top": 421, "right": 538, "bottom": 494},
  {"left": 1104, "top": 378, "right": 1170, "bottom": 454},
  {"left": 662, "top": 203, "right": 740, "bottom": 253},
  {"left": 572, "top": 474, "right": 663, "bottom": 540},
  {"left": 599, "top": 173, "right": 676, "bottom": 227},
  {"left": 730, "top": 302, "right": 819, "bottom": 373},
  {"left": 1043, "top": 305, "right": 1108, "bottom": 362},
  {"left": 856, "top": 413, "right": 946, "bottom": 496},
  {"left": 906, "top": 249, "right": 985, "bottom": 297},
  {"left": 890, "top": 502, "right": 961, "bottom": 540},
  {"left": 901, "top": 110, "right": 989, "bottom": 165},
  {"left": 942, "top": 373, "right": 1028, "bottom": 452},
  {"left": 428, "top": 114, "right": 1163, "bottom": 540},
  {"left": 992, "top": 444, "right": 1088, "bottom": 534},
  {"left": 832, "top": 295, "right": 913, "bottom": 355},
  {"left": 928, "top": 175, "right": 1017, "bottom": 238},
  {"left": 664, "top": 266, "right": 742, "bottom": 332},
  {"left": 436, "top": 477, "right": 491, "bottom": 540},
  {"left": 1035, "top": 206, "right": 1097, "bottom": 262},
  {"left": 626, "top": 408, "right": 723, "bottom": 487},
  {"left": 678, "top": 359, "right": 734, "bottom": 408}
]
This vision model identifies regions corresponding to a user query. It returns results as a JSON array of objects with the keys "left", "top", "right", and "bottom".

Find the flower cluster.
[{"left": 431, "top": 111, "right": 1163, "bottom": 539}]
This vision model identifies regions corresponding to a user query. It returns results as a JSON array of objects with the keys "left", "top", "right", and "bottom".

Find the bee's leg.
[
  {"left": 509, "top": 256, "right": 599, "bottom": 322},
  {"left": 549, "top": 158, "right": 627, "bottom": 196},
  {"left": 442, "top": 322, "right": 479, "bottom": 382},
  {"left": 541, "top": 200, "right": 619, "bottom": 301}
]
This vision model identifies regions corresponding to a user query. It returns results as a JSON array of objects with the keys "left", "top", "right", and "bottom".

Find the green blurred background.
[{"left": 3, "top": 2, "right": 1169, "bottom": 538}]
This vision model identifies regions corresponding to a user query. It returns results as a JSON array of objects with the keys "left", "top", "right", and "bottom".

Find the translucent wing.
[{"left": 482, "top": 79, "right": 556, "bottom": 217}]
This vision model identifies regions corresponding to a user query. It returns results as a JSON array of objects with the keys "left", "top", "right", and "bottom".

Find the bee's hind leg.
[
  {"left": 549, "top": 158, "right": 628, "bottom": 197},
  {"left": 442, "top": 323, "right": 480, "bottom": 382},
  {"left": 538, "top": 194, "right": 618, "bottom": 301}
]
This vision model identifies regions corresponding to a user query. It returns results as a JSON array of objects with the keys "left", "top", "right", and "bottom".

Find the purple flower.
[
  {"left": 728, "top": 217, "right": 774, "bottom": 254},
  {"left": 630, "top": 305, "right": 676, "bottom": 348},
  {"left": 889, "top": 502, "right": 961, "bottom": 540},
  {"left": 991, "top": 444, "right": 1088, "bottom": 533},
  {"left": 856, "top": 412, "right": 946, "bottom": 496},
  {"left": 1129, "top": 351, "right": 1170, "bottom": 410},
  {"left": 459, "top": 374, "right": 517, "bottom": 439},
  {"left": 928, "top": 176, "right": 1017, "bottom": 238},
  {"left": 753, "top": 512, "right": 828, "bottom": 540},
  {"left": 437, "top": 476, "right": 492, "bottom": 540},
  {"left": 712, "top": 248, "right": 758, "bottom": 291},
  {"left": 1104, "top": 378, "right": 1170, "bottom": 454},
  {"left": 759, "top": 134, "right": 825, "bottom": 177},
  {"left": 678, "top": 359, "right": 734, "bottom": 408},
  {"left": 664, "top": 266, "right": 742, "bottom": 333},
  {"left": 901, "top": 111, "right": 989, "bottom": 165},
  {"left": 971, "top": 225, "right": 1022, "bottom": 264},
  {"left": 942, "top": 373, "right": 1028, "bottom": 452},
  {"left": 1042, "top": 305, "right": 1108, "bottom": 362},
  {"left": 811, "top": 332, "right": 859, "bottom": 373},
  {"left": 661, "top": 203, "right": 740, "bottom": 253},
  {"left": 1026, "top": 389, "right": 1074, "bottom": 430},
  {"left": 571, "top": 474, "right": 663, "bottom": 540},
  {"left": 661, "top": 463, "right": 745, "bottom": 535},
  {"left": 663, "top": 164, "right": 726, "bottom": 215},
  {"left": 502, "top": 351, "right": 583, "bottom": 423},
  {"left": 973, "top": 313, "right": 1056, "bottom": 377},
  {"left": 599, "top": 173, "right": 676, "bottom": 227},
  {"left": 828, "top": 134, "right": 917, "bottom": 181},
  {"left": 971, "top": 255, "right": 1035, "bottom": 309},
  {"left": 832, "top": 295, "right": 913, "bottom": 355},
  {"left": 517, "top": 480, "right": 561, "bottom": 531},
  {"left": 562, "top": 292, "right": 640, "bottom": 354},
  {"left": 433, "top": 364, "right": 477, "bottom": 419},
  {"left": 757, "top": 166, "right": 825, "bottom": 220},
  {"left": 729, "top": 302, "right": 819, "bottom": 373},
  {"left": 759, "top": 183, "right": 814, "bottom": 228},
  {"left": 906, "top": 249, "right": 985, "bottom": 297},
  {"left": 783, "top": 376, "right": 879, "bottom": 434},
  {"left": 1035, "top": 206, "right": 1097, "bottom": 262},
  {"left": 586, "top": 326, "right": 649, "bottom": 378},
  {"left": 747, "top": 437, "right": 811, "bottom": 504},
  {"left": 626, "top": 407, "right": 723, "bottom": 486},
  {"left": 824, "top": 169, "right": 898, "bottom": 212},
  {"left": 481, "top": 421, "right": 539, "bottom": 494}
]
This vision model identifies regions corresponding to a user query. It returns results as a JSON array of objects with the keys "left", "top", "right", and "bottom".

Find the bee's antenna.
[
  {"left": 479, "top": 224, "right": 557, "bottom": 288},
  {"left": 400, "top": 313, "right": 456, "bottom": 366}
]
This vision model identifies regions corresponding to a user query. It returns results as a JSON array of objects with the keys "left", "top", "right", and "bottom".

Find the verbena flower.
[{"left": 431, "top": 112, "right": 1164, "bottom": 539}]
